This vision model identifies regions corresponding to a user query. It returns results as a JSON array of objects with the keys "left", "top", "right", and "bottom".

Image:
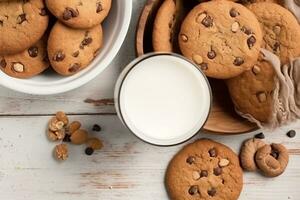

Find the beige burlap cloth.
[
  {"left": 284, "top": 0, "right": 300, "bottom": 23},
  {"left": 236, "top": 49, "right": 300, "bottom": 129}
]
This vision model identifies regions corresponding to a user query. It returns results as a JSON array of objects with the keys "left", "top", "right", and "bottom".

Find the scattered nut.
[
  {"left": 47, "top": 130, "right": 58, "bottom": 141},
  {"left": 240, "top": 138, "right": 266, "bottom": 171},
  {"left": 48, "top": 117, "right": 64, "bottom": 132},
  {"left": 87, "top": 137, "right": 103, "bottom": 150},
  {"left": 67, "top": 121, "right": 81, "bottom": 135},
  {"left": 255, "top": 143, "right": 289, "bottom": 177},
  {"left": 70, "top": 129, "right": 88, "bottom": 145},
  {"left": 56, "top": 111, "right": 69, "bottom": 125},
  {"left": 219, "top": 158, "right": 230, "bottom": 167},
  {"left": 54, "top": 144, "right": 68, "bottom": 161},
  {"left": 180, "top": 34, "right": 188, "bottom": 42}
]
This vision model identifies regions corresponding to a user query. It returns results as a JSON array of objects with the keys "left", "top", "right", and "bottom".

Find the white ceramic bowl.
[{"left": 0, "top": 0, "right": 132, "bottom": 95}]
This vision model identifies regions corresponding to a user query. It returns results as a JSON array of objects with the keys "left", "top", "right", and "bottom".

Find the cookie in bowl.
[
  {"left": 179, "top": 0, "right": 263, "bottom": 79},
  {"left": 0, "top": 36, "right": 49, "bottom": 79},
  {"left": 47, "top": 21, "right": 103, "bottom": 76},
  {"left": 46, "top": 0, "right": 112, "bottom": 29},
  {"left": 0, "top": 0, "right": 49, "bottom": 55}
]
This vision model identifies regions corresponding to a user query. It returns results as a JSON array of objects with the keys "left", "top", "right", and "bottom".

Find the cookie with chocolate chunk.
[
  {"left": 153, "top": 0, "right": 187, "bottom": 53},
  {"left": 226, "top": 55, "right": 276, "bottom": 123},
  {"left": 248, "top": 3, "right": 300, "bottom": 64},
  {"left": 47, "top": 22, "right": 103, "bottom": 76},
  {"left": 45, "top": 0, "right": 111, "bottom": 29},
  {"left": 0, "top": 0, "right": 49, "bottom": 55},
  {"left": 179, "top": 0, "right": 263, "bottom": 79},
  {"left": 0, "top": 37, "right": 49, "bottom": 79},
  {"left": 166, "top": 139, "right": 243, "bottom": 200}
]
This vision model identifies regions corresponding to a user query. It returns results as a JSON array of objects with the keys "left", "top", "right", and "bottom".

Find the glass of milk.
[{"left": 114, "top": 53, "right": 212, "bottom": 146}]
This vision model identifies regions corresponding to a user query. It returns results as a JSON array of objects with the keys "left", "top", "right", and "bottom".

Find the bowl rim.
[{"left": 0, "top": 0, "right": 133, "bottom": 95}]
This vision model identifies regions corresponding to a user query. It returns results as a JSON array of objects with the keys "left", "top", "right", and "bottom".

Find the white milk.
[{"left": 116, "top": 54, "right": 211, "bottom": 145}]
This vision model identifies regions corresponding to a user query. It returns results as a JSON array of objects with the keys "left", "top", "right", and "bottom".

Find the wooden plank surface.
[{"left": 0, "top": 115, "right": 299, "bottom": 200}]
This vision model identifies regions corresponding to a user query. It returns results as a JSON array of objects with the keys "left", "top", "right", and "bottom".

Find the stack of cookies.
[
  {"left": 0, "top": 0, "right": 111, "bottom": 79},
  {"left": 153, "top": 0, "right": 300, "bottom": 127}
]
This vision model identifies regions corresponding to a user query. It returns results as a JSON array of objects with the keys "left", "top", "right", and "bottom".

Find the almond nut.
[
  {"left": 70, "top": 129, "right": 88, "bottom": 145},
  {"left": 219, "top": 159, "right": 230, "bottom": 167},
  {"left": 231, "top": 22, "right": 240, "bottom": 33},
  {"left": 67, "top": 121, "right": 81, "bottom": 135},
  {"left": 87, "top": 137, "right": 103, "bottom": 150},
  {"left": 54, "top": 144, "right": 68, "bottom": 161},
  {"left": 56, "top": 111, "right": 69, "bottom": 125},
  {"left": 192, "top": 171, "right": 200, "bottom": 180}
]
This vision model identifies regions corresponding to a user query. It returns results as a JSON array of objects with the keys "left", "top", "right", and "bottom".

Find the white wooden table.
[{"left": 0, "top": 1, "right": 299, "bottom": 199}]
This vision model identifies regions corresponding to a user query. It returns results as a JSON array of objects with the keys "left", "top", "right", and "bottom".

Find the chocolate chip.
[
  {"left": 188, "top": 185, "right": 199, "bottom": 195},
  {"left": 208, "top": 188, "right": 217, "bottom": 197},
  {"left": 200, "top": 63, "right": 208, "bottom": 70},
  {"left": 63, "top": 7, "right": 79, "bottom": 20},
  {"left": 53, "top": 51, "right": 65, "bottom": 62},
  {"left": 0, "top": 20, "right": 3, "bottom": 26},
  {"left": 92, "top": 124, "right": 102, "bottom": 132},
  {"left": 287, "top": 130, "right": 296, "bottom": 138},
  {"left": 247, "top": 36, "right": 256, "bottom": 48},
  {"left": 200, "top": 170, "right": 208, "bottom": 178},
  {"left": 40, "top": 8, "right": 47, "bottom": 16},
  {"left": 28, "top": 46, "right": 38, "bottom": 57},
  {"left": 233, "top": 57, "right": 244, "bottom": 66},
  {"left": 85, "top": 147, "right": 94, "bottom": 156},
  {"left": 209, "top": 148, "right": 217, "bottom": 157},
  {"left": 82, "top": 37, "right": 93, "bottom": 46},
  {"left": 186, "top": 156, "right": 196, "bottom": 164},
  {"left": 207, "top": 50, "right": 216, "bottom": 59},
  {"left": 213, "top": 167, "right": 222, "bottom": 176},
  {"left": 0, "top": 59, "right": 6, "bottom": 68},
  {"left": 230, "top": 8, "right": 239, "bottom": 17},
  {"left": 255, "top": 132, "right": 265, "bottom": 139},
  {"left": 270, "top": 149, "right": 279, "bottom": 159},
  {"left": 63, "top": 134, "right": 71, "bottom": 142},
  {"left": 17, "top": 13, "right": 26, "bottom": 24},
  {"left": 273, "top": 42, "right": 280, "bottom": 53},
  {"left": 202, "top": 15, "right": 213, "bottom": 28},
  {"left": 72, "top": 51, "right": 80, "bottom": 58},
  {"left": 96, "top": 2, "right": 103, "bottom": 13},
  {"left": 241, "top": 26, "right": 252, "bottom": 35},
  {"left": 69, "top": 63, "right": 81, "bottom": 73}
]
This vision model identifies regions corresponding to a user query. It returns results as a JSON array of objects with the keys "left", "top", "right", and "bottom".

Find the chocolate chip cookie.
[
  {"left": 152, "top": 0, "right": 186, "bottom": 53},
  {"left": 46, "top": 0, "right": 111, "bottom": 29},
  {"left": 0, "top": 0, "right": 49, "bottom": 55},
  {"left": 226, "top": 54, "right": 276, "bottom": 123},
  {"left": 166, "top": 139, "right": 243, "bottom": 200},
  {"left": 47, "top": 22, "right": 103, "bottom": 76},
  {"left": 0, "top": 36, "right": 49, "bottom": 79},
  {"left": 179, "top": 0, "right": 263, "bottom": 79},
  {"left": 248, "top": 2, "right": 300, "bottom": 64}
]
